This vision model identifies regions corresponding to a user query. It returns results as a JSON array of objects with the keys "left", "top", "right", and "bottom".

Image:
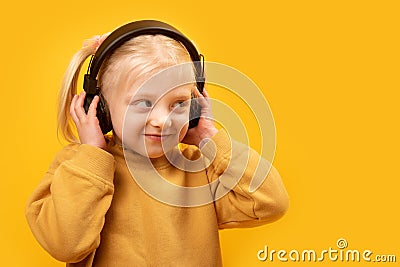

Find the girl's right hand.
[{"left": 70, "top": 91, "right": 107, "bottom": 149}]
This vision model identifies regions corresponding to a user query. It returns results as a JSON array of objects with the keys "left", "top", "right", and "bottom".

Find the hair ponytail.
[
  {"left": 57, "top": 34, "right": 110, "bottom": 143},
  {"left": 57, "top": 45, "right": 96, "bottom": 143}
]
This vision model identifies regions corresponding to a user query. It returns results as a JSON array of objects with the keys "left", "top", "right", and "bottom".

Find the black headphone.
[{"left": 83, "top": 20, "right": 205, "bottom": 134}]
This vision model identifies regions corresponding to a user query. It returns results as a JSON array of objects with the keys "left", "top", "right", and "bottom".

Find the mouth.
[{"left": 144, "top": 133, "right": 172, "bottom": 142}]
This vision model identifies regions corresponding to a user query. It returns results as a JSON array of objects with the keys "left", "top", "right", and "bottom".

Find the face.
[{"left": 108, "top": 64, "right": 195, "bottom": 158}]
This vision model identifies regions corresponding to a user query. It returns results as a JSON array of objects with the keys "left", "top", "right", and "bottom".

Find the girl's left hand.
[{"left": 182, "top": 88, "right": 218, "bottom": 147}]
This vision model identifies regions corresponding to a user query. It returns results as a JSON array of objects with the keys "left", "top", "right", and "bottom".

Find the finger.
[
  {"left": 74, "top": 92, "right": 87, "bottom": 119},
  {"left": 195, "top": 91, "right": 209, "bottom": 108},
  {"left": 193, "top": 87, "right": 203, "bottom": 98},
  {"left": 198, "top": 92, "right": 213, "bottom": 117},
  {"left": 76, "top": 91, "right": 86, "bottom": 108},
  {"left": 70, "top": 95, "right": 79, "bottom": 123},
  {"left": 70, "top": 94, "right": 77, "bottom": 114},
  {"left": 88, "top": 95, "right": 100, "bottom": 117},
  {"left": 202, "top": 88, "right": 210, "bottom": 98},
  {"left": 202, "top": 89, "right": 213, "bottom": 107}
]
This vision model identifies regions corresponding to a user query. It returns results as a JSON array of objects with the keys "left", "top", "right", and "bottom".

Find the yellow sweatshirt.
[{"left": 25, "top": 130, "right": 289, "bottom": 266}]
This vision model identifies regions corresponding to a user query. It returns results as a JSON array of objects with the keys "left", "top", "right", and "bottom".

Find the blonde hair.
[{"left": 57, "top": 34, "right": 192, "bottom": 143}]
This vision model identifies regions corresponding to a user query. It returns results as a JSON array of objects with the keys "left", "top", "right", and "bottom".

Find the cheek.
[
  {"left": 179, "top": 125, "right": 189, "bottom": 141},
  {"left": 177, "top": 115, "right": 189, "bottom": 142},
  {"left": 122, "top": 110, "right": 147, "bottom": 134},
  {"left": 109, "top": 106, "right": 125, "bottom": 140},
  {"left": 121, "top": 112, "right": 148, "bottom": 152}
]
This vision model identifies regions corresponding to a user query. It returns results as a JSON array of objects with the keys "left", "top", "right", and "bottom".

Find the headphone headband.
[{"left": 84, "top": 20, "right": 205, "bottom": 94}]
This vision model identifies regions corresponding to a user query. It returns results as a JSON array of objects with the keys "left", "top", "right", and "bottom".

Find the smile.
[{"left": 144, "top": 134, "right": 172, "bottom": 142}]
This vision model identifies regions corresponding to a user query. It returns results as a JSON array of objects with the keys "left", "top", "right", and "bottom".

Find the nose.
[{"left": 147, "top": 105, "right": 172, "bottom": 128}]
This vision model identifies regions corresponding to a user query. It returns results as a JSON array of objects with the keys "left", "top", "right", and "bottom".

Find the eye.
[
  {"left": 172, "top": 100, "right": 190, "bottom": 109},
  {"left": 133, "top": 99, "right": 152, "bottom": 108}
]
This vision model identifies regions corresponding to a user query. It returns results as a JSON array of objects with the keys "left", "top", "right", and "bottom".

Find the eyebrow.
[
  {"left": 126, "top": 85, "right": 193, "bottom": 101},
  {"left": 126, "top": 91, "right": 154, "bottom": 102},
  {"left": 168, "top": 91, "right": 192, "bottom": 100}
]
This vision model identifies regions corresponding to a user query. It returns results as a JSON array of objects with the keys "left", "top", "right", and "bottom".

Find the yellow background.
[{"left": 1, "top": 0, "right": 399, "bottom": 266}]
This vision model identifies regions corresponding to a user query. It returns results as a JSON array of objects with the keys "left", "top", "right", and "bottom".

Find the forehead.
[{"left": 125, "top": 63, "right": 195, "bottom": 100}]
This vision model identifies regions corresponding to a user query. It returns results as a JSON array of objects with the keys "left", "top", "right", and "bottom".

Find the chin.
[
  {"left": 143, "top": 146, "right": 168, "bottom": 158},
  {"left": 147, "top": 152, "right": 165, "bottom": 158}
]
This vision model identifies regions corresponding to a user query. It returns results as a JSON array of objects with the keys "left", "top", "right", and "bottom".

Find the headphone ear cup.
[
  {"left": 83, "top": 93, "right": 113, "bottom": 134},
  {"left": 96, "top": 94, "right": 113, "bottom": 134},
  {"left": 189, "top": 97, "right": 202, "bottom": 128}
]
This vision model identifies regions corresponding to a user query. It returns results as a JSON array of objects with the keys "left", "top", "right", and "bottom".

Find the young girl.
[{"left": 25, "top": 20, "right": 289, "bottom": 266}]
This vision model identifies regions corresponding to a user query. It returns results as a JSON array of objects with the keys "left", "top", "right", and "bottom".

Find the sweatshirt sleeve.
[
  {"left": 202, "top": 129, "right": 289, "bottom": 229},
  {"left": 25, "top": 144, "right": 116, "bottom": 263}
]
